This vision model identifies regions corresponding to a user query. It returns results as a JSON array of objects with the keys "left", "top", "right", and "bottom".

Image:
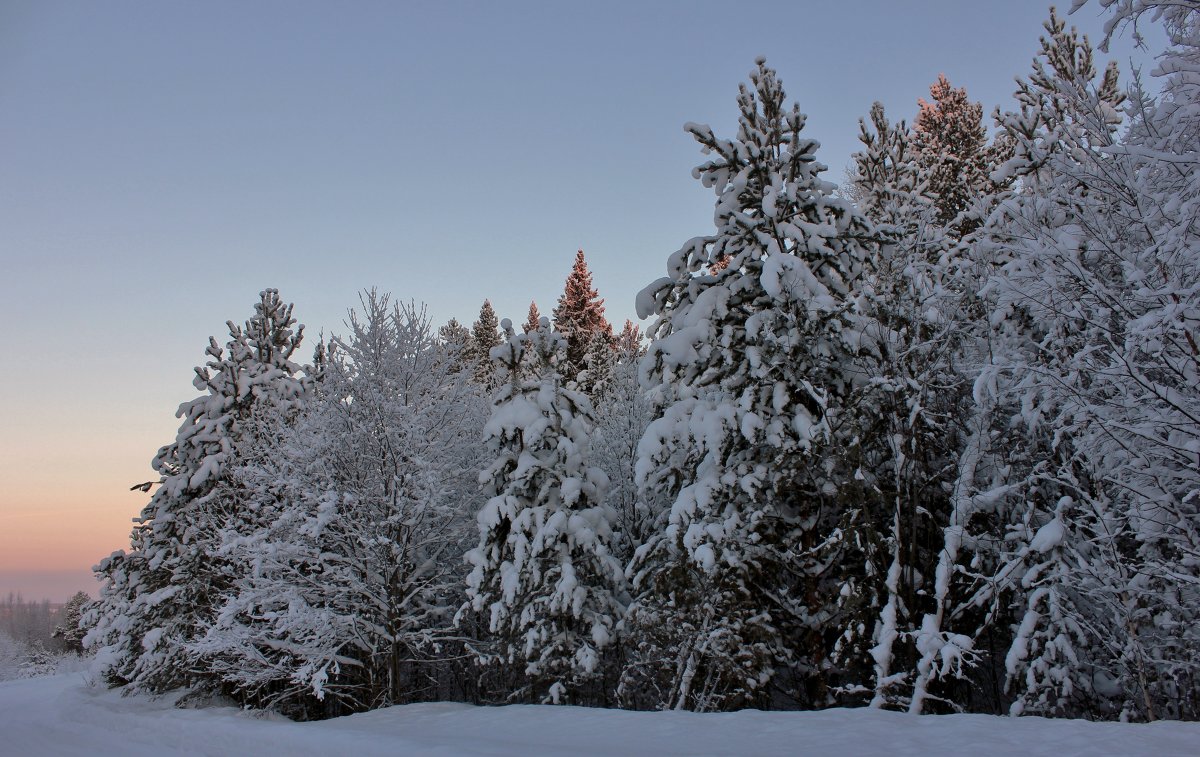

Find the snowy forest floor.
[{"left": 3, "top": 674, "right": 1198, "bottom": 756}]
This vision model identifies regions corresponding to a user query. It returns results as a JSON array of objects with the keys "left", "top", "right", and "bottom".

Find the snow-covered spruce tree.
[
  {"left": 553, "top": 249, "right": 613, "bottom": 388},
  {"left": 191, "top": 292, "right": 486, "bottom": 717},
  {"left": 830, "top": 101, "right": 976, "bottom": 711},
  {"left": 461, "top": 317, "right": 625, "bottom": 705},
  {"left": 439, "top": 317, "right": 473, "bottom": 374},
  {"left": 622, "top": 59, "right": 876, "bottom": 712},
  {"left": 83, "top": 290, "right": 306, "bottom": 694},
  {"left": 968, "top": 3, "right": 1200, "bottom": 720}
]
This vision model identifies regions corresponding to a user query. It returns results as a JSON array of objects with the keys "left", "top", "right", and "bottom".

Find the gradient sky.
[{"left": 0, "top": 1, "right": 1162, "bottom": 601}]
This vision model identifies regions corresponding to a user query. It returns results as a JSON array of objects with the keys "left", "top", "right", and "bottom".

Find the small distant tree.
[
  {"left": 19, "top": 642, "right": 57, "bottom": 678},
  {"left": 439, "top": 317, "right": 474, "bottom": 373},
  {"left": 440, "top": 317, "right": 470, "bottom": 343},
  {"left": 53, "top": 591, "right": 91, "bottom": 654},
  {"left": 471, "top": 300, "right": 502, "bottom": 386},
  {"left": 517, "top": 302, "right": 547, "bottom": 380},
  {"left": 523, "top": 302, "right": 541, "bottom": 334},
  {"left": 613, "top": 320, "right": 643, "bottom": 358},
  {"left": 553, "top": 250, "right": 612, "bottom": 385}
]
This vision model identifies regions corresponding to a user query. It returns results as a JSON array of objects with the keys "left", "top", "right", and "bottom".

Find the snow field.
[{"left": 3, "top": 673, "right": 1197, "bottom": 757}]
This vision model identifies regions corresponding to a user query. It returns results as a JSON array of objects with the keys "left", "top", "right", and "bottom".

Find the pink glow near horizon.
[{"left": 1, "top": 427, "right": 160, "bottom": 603}]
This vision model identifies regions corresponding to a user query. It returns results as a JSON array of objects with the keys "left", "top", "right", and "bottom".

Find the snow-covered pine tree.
[
  {"left": 553, "top": 250, "right": 613, "bottom": 386},
  {"left": 83, "top": 290, "right": 306, "bottom": 694},
  {"left": 852, "top": 104, "right": 936, "bottom": 229},
  {"left": 523, "top": 302, "right": 541, "bottom": 334},
  {"left": 622, "top": 59, "right": 876, "bottom": 712},
  {"left": 846, "top": 79, "right": 1025, "bottom": 720},
  {"left": 834, "top": 101, "right": 972, "bottom": 711},
  {"left": 614, "top": 320, "right": 643, "bottom": 358},
  {"left": 913, "top": 75, "right": 1012, "bottom": 238},
  {"left": 471, "top": 300, "right": 503, "bottom": 387},
  {"left": 191, "top": 292, "right": 486, "bottom": 717},
  {"left": 438, "top": 317, "right": 474, "bottom": 375},
  {"left": 462, "top": 317, "right": 625, "bottom": 705}
]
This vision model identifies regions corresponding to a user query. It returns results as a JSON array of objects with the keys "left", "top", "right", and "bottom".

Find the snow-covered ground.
[{"left": 3, "top": 673, "right": 1196, "bottom": 756}]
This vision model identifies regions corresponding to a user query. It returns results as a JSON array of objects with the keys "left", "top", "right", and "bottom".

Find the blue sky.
[{"left": 0, "top": 0, "right": 1163, "bottom": 600}]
